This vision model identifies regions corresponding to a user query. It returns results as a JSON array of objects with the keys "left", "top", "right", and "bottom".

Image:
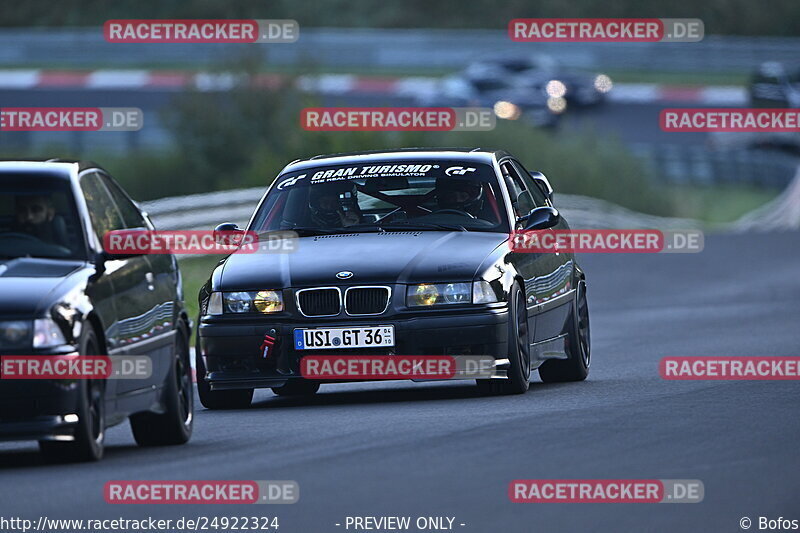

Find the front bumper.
[
  {"left": 0, "top": 379, "right": 83, "bottom": 441},
  {"left": 199, "top": 307, "right": 509, "bottom": 390},
  {"left": 0, "top": 347, "right": 84, "bottom": 441}
]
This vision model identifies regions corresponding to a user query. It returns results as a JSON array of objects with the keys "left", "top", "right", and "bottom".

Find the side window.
[
  {"left": 512, "top": 161, "right": 548, "bottom": 207},
  {"left": 79, "top": 172, "right": 125, "bottom": 243},
  {"left": 101, "top": 174, "right": 147, "bottom": 229},
  {"left": 501, "top": 162, "right": 534, "bottom": 218}
]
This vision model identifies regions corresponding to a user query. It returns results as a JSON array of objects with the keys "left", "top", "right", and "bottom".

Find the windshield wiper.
[
  {"left": 339, "top": 224, "right": 385, "bottom": 233},
  {"left": 279, "top": 227, "right": 364, "bottom": 236},
  {"left": 379, "top": 222, "right": 467, "bottom": 232}
]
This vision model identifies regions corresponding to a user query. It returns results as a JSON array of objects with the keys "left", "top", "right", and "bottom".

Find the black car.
[
  {"left": 197, "top": 149, "right": 590, "bottom": 409},
  {"left": 749, "top": 61, "right": 800, "bottom": 108},
  {"left": 0, "top": 160, "right": 193, "bottom": 461},
  {"left": 464, "top": 54, "right": 612, "bottom": 107},
  {"left": 415, "top": 75, "right": 562, "bottom": 128}
]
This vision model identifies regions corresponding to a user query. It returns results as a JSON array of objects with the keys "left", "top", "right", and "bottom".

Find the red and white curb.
[
  {"left": 605, "top": 83, "right": 747, "bottom": 105},
  {"left": 0, "top": 69, "right": 747, "bottom": 105}
]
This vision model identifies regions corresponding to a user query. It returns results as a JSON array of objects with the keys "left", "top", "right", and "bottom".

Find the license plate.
[{"left": 294, "top": 325, "right": 394, "bottom": 350}]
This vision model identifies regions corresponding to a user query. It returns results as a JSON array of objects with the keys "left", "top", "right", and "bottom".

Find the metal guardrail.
[
  {"left": 734, "top": 167, "right": 800, "bottom": 231},
  {"left": 0, "top": 28, "right": 798, "bottom": 73},
  {"left": 631, "top": 144, "right": 800, "bottom": 189},
  {"left": 142, "top": 187, "right": 702, "bottom": 235},
  {"left": 143, "top": 187, "right": 263, "bottom": 230}
]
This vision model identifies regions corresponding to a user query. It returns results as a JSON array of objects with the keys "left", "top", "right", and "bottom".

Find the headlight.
[
  {"left": 215, "top": 290, "right": 284, "bottom": 314},
  {"left": 225, "top": 291, "right": 253, "bottom": 313},
  {"left": 407, "top": 283, "right": 471, "bottom": 307},
  {"left": 207, "top": 292, "right": 223, "bottom": 315},
  {"left": 472, "top": 281, "right": 499, "bottom": 304},
  {"left": 546, "top": 79, "right": 567, "bottom": 98},
  {"left": 33, "top": 318, "right": 67, "bottom": 349},
  {"left": 594, "top": 74, "right": 613, "bottom": 93},
  {"left": 0, "top": 320, "right": 31, "bottom": 347},
  {"left": 547, "top": 96, "right": 567, "bottom": 114},
  {"left": 493, "top": 101, "right": 521, "bottom": 120},
  {"left": 253, "top": 290, "right": 283, "bottom": 313}
]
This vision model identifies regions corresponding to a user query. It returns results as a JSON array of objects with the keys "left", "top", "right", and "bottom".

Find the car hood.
[
  {"left": 0, "top": 258, "right": 84, "bottom": 317},
  {"left": 218, "top": 231, "right": 509, "bottom": 289}
]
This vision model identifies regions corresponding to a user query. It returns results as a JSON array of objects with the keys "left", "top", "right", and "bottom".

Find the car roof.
[
  {"left": 0, "top": 159, "right": 104, "bottom": 179},
  {"left": 281, "top": 148, "right": 512, "bottom": 174}
]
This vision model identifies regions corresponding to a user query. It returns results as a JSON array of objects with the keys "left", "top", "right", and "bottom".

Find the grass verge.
[
  {"left": 666, "top": 184, "right": 778, "bottom": 225},
  {"left": 178, "top": 254, "right": 223, "bottom": 341}
]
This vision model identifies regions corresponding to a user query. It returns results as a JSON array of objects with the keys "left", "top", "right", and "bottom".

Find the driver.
[
  {"left": 12, "top": 194, "right": 67, "bottom": 244},
  {"left": 434, "top": 177, "right": 484, "bottom": 217},
  {"left": 308, "top": 182, "right": 362, "bottom": 228}
]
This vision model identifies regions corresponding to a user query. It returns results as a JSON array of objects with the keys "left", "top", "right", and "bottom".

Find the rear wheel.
[
  {"left": 39, "top": 328, "right": 105, "bottom": 463},
  {"left": 196, "top": 346, "right": 253, "bottom": 410},
  {"left": 539, "top": 280, "right": 590, "bottom": 383},
  {"left": 477, "top": 283, "right": 530, "bottom": 395},
  {"left": 272, "top": 379, "right": 320, "bottom": 397},
  {"left": 130, "top": 324, "right": 194, "bottom": 446}
]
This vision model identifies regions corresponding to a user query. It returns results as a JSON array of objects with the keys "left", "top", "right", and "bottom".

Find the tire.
[
  {"left": 539, "top": 280, "right": 590, "bottom": 383},
  {"left": 271, "top": 379, "right": 320, "bottom": 397},
  {"left": 130, "top": 324, "right": 194, "bottom": 446},
  {"left": 39, "top": 327, "right": 105, "bottom": 463},
  {"left": 195, "top": 343, "right": 253, "bottom": 410},
  {"left": 476, "top": 283, "right": 531, "bottom": 395}
]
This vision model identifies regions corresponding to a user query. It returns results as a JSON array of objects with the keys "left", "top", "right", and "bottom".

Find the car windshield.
[
  {"left": 250, "top": 160, "right": 510, "bottom": 234},
  {"left": 0, "top": 173, "right": 86, "bottom": 260}
]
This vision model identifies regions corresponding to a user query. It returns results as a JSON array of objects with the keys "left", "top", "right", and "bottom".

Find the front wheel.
[
  {"left": 39, "top": 328, "right": 105, "bottom": 462},
  {"left": 477, "top": 283, "right": 531, "bottom": 395},
  {"left": 130, "top": 324, "right": 194, "bottom": 446},
  {"left": 539, "top": 280, "right": 590, "bottom": 383}
]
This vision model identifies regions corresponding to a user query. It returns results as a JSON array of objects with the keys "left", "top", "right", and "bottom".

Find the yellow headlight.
[
  {"left": 253, "top": 290, "right": 283, "bottom": 313},
  {"left": 414, "top": 284, "right": 439, "bottom": 306}
]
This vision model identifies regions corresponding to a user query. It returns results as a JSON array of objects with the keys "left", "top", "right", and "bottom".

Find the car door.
[
  {"left": 502, "top": 159, "right": 572, "bottom": 345},
  {"left": 510, "top": 159, "right": 575, "bottom": 343},
  {"left": 99, "top": 172, "right": 179, "bottom": 396},
  {"left": 79, "top": 171, "right": 162, "bottom": 403}
]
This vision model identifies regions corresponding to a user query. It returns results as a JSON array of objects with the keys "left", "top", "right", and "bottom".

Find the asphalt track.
[{"left": 1, "top": 231, "right": 799, "bottom": 532}]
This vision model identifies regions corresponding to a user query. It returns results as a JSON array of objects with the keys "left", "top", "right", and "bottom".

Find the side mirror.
[
  {"left": 91, "top": 251, "right": 107, "bottom": 280},
  {"left": 529, "top": 171, "right": 554, "bottom": 202},
  {"left": 214, "top": 222, "right": 244, "bottom": 246},
  {"left": 520, "top": 206, "right": 560, "bottom": 230}
]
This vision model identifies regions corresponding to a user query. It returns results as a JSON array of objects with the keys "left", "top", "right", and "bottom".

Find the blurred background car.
[
  {"left": 708, "top": 61, "right": 800, "bottom": 154},
  {"left": 463, "top": 54, "right": 613, "bottom": 106},
  {"left": 749, "top": 61, "right": 800, "bottom": 108},
  {"left": 414, "top": 74, "right": 562, "bottom": 128}
]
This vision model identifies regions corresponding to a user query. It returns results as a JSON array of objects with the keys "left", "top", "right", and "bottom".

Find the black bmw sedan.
[
  {"left": 197, "top": 149, "right": 590, "bottom": 409},
  {"left": 0, "top": 160, "right": 193, "bottom": 461}
]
